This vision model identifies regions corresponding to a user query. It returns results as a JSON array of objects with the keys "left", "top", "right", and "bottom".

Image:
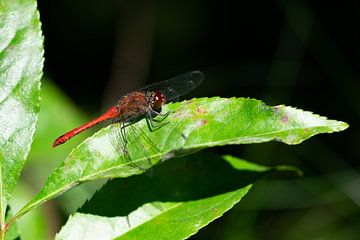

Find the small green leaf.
[
  {"left": 57, "top": 196, "right": 246, "bottom": 240},
  {"left": 0, "top": 0, "right": 43, "bottom": 231},
  {"left": 16, "top": 97, "right": 347, "bottom": 219},
  {"left": 55, "top": 154, "right": 299, "bottom": 240}
]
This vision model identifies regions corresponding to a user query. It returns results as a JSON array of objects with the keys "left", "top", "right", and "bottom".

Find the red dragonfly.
[{"left": 53, "top": 71, "right": 204, "bottom": 147}]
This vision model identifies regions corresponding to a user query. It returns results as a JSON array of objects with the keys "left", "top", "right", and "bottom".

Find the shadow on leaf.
[{"left": 79, "top": 152, "right": 288, "bottom": 217}]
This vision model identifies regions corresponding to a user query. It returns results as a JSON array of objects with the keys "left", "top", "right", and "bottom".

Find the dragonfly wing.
[
  {"left": 109, "top": 120, "right": 163, "bottom": 175},
  {"left": 139, "top": 70, "right": 204, "bottom": 102}
]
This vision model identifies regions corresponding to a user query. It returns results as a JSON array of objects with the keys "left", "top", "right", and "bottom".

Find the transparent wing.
[
  {"left": 139, "top": 70, "right": 204, "bottom": 102},
  {"left": 109, "top": 121, "right": 163, "bottom": 175}
]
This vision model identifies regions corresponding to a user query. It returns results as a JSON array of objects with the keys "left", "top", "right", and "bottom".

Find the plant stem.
[{"left": 0, "top": 230, "right": 5, "bottom": 240}]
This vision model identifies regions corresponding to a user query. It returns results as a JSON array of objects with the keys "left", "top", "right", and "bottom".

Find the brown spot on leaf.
[
  {"left": 281, "top": 115, "right": 289, "bottom": 124},
  {"left": 197, "top": 106, "right": 207, "bottom": 114},
  {"left": 198, "top": 119, "right": 208, "bottom": 127}
]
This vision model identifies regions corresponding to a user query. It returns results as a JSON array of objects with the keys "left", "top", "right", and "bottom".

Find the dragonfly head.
[{"left": 150, "top": 90, "right": 166, "bottom": 112}]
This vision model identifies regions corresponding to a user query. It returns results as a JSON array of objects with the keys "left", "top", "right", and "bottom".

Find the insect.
[{"left": 52, "top": 70, "right": 204, "bottom": 147}]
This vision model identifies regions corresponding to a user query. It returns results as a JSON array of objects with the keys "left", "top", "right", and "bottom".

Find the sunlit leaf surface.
[
  {"left": 0, "top": 0, "right": 43, "bottom": 229},
  {"left": 17, "top": 97, "right": 347, "bottom": 219}
]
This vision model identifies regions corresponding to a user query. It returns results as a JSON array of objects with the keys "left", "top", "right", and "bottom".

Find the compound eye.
[{"left": 152, "top": 90, "right": 166, "bottom": 111}]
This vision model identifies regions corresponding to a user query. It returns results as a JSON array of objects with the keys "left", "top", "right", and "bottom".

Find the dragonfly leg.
[
  {"left": 150, "top": 109, "right": 173, "bottom": 122},
  {"left": 146, "top": 112, "right": 169, "bottom": 132},
  {"left": 120, "top": 122, "right": 128, "bottom": 145}
]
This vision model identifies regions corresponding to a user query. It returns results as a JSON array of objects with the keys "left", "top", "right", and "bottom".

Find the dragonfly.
[{"left": 52, "top": 70, "right": 204, "bottom": 148}]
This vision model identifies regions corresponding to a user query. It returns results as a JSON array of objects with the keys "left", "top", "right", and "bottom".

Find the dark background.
[{"left": 35, "top": 0, "right": 359, "bottom": 239}]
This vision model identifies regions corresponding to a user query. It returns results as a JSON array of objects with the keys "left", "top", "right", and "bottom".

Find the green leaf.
[
  {"left": 55, "top": 154, "right": 299, "bottom": 240},
  {"left": 0, "top": 0, "right": 43, "bottom": 231},
  {"left": 16, "top": 97, "right": 347, "bottom": 220}
]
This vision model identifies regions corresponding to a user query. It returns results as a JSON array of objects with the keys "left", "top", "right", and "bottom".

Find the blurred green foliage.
[{"left": 10, "top": 81, "right": 101, "bottom": 239}]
